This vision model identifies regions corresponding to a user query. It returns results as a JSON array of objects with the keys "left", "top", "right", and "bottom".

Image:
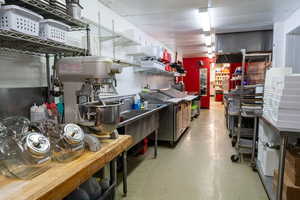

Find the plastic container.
[
  {"left": 39, "top": 19, "right": 70, "bottom": 43},
  {"left": 30, "top": 104, "right": 48, "bottom": 122},
  {"left": 66, "top": 1, "right": 83, "bottom": 20},
  {"left": 133, "top": 94, "right": 141, "bottom": 110},
  {"left": 0, "top": 5, "right": 43, "bottom": 36}
]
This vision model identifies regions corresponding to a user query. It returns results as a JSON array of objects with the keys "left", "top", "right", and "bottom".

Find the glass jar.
[
  {"left": 1, "top": 116, "right": 31, "bottom": 139},
  {"left": 0, "top": 131, "right": 51, "bottom": 179},
  {"left": 50, "top": 123, "right": 85, "bottom": 162},
  {"left": 0, "top": 122, "right": 9, "bottom": 176}
]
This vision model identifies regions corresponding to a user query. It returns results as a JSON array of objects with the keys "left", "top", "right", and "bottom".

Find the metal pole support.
[
  {"left": 122, "top": 151, "right": 128, "bottom": 196},
  {"left": 86, "top": 24, "right": 91, "bottom": 56},
  {"left": 46, "top": 54, "right": 51, "bottom": 100},
  {"left": 110, "top": 159, "right": 117, "bottom": 200},
  {"left": 251, "top": 117, "right": 258, "bottom": 167},
  {"left": 276, "top": 135, "right": 288, "bottom": 200},
  {"left": 154, "top": 130, "right": 158, "bottom": 159}
]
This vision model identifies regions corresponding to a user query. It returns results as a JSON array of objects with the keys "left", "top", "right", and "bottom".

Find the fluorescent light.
[
  {"left": 207, "top": 46, "right": 212, "bottom": 54},
  {"left": 205, "top": 35, "right": 212, "bottom": 46},
  {"left": 198, "top": 9, "right": 211, "bottom": 32}
]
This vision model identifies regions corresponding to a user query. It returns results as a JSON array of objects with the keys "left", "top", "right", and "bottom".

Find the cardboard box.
[
  {"left": 285, "top": 149, "right": 300, "bottom": 186},
  {"left": 274, "top": 170, "right": 300, "bottom": 200}
]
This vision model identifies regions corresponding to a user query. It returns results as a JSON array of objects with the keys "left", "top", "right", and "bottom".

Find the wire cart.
[{"left": 230, "top": 50, "right": 272, "bottom": 163}]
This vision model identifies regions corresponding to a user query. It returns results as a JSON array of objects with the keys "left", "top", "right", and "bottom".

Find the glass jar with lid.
[
  {"left": 0, "top": 130, "right": 51, "bottom": 179},
  {"left": 1, "top": 116, "right": 31, "bottom": 139},
  {"left": 0, "top": 117, "right": 51, "bottom": 179},
  {"left": 43, "top": 121, "right": 85, "bottom": 162}
]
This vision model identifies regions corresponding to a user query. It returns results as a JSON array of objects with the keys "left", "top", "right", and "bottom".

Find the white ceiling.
[{"left": 99, "top": 0, "right": 300, "bottom": 58}]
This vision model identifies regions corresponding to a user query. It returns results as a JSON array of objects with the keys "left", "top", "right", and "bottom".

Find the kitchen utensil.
[{"left": 66, "top": 0, "right": 83, "bottom": 20}]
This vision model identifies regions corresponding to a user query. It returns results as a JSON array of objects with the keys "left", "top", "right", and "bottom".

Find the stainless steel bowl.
[{"left": 79, "top": 101, "right": 121, "bottom": 135}]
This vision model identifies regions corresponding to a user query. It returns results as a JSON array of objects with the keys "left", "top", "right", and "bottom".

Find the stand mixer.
[{"left": 57, "top": 56, "right": 122, "bottom": 140}]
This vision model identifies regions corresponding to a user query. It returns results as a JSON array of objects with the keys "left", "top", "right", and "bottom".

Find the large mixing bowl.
[{"left": 79, "top": 101, "right": 121, "bottom": 135}]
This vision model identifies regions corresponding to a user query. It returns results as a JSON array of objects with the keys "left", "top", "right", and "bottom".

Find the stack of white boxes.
[{"left": 263, "top": 67, "right": 300, "bottom": 129}]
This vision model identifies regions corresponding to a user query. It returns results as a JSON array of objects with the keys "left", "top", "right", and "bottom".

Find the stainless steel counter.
[
  {"left": 118, "top": 104, "right": 168, "bottom": 128},
  {"left": 117, "top": 103, "right": 168, "bottom": 158}
]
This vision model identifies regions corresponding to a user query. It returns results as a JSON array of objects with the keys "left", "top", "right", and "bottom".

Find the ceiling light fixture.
[
  {"left": 207, "top": 46, "right": 212, "bottom": 54},
  {"left": 205, "top": 34, "right": 212, "bottom": 46},
  {"left": 198, "top": 8, "right": 211, "bottom": 32}
]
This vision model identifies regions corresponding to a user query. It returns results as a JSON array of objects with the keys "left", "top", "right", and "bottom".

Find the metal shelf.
[
  {"left": 5, "top": 0, "right": 87, "bottom": 28},
  {"left": 0, "top": 30, "right": 86, "bottom": 55},
  {"left": 112, "top": 59, "right": 141, "bottom": 67},
  {"left": 135, "top": 67, "right": 177, "bottom": 77},
  {"left": 100, "top": 35, "right": 120, "bottom": 42},
  {"left": 114, "top": 37, "right": 140, "bottom": 47}
]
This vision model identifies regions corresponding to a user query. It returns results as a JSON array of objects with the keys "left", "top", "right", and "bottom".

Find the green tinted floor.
[{"left": 117, "top": 101, "right": 268, "bottom": 200}]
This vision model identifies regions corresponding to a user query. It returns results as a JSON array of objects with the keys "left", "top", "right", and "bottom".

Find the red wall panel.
[{"left": 183, "top": 57, "right": 212, "bottom": 109}]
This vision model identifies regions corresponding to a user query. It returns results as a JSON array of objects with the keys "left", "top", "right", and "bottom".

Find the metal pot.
[
  {"left": 79, "top": 101, "right": 121, "bottom": 135},
  {"left": 66, "top": 0, "right": 83, "bottom": 20}
]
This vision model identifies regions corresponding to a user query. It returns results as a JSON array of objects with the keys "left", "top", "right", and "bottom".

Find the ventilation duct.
[{"left": 216, "top": 30, "right": 273, "bottom": 54}]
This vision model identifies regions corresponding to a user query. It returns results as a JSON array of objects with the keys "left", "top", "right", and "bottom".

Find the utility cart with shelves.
[{"left": 230, "top": 50, "right": 272, "bottom": 164}]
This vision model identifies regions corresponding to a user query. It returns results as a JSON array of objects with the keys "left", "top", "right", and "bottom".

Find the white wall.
[
  {"left": 273, "top": 21, "right": 286, "bottom": 68},
  {"left": 273, "top": 7, "right": 300, "bottom": 72},
  {"left": 115, "top": 68, "right": 173, "bottom": 96}
]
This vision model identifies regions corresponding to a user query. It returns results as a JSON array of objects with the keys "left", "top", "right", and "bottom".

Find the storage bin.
[
  {"left": 39, "top": 19, "right": 70, "bottom": 43},
  {"left": 0, "top": 5, "right": 43, "bottom": 36}
]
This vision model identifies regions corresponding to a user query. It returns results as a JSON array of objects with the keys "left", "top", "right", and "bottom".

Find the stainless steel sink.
[
  {"left": 147, "top": 104, "right": 164, "bottom": 110},
  {"left": 120, "top": 110, "right": 149, "bottom": 121},
  {"left": 118, "top": 104, "right": 168, "bottom": 127}
]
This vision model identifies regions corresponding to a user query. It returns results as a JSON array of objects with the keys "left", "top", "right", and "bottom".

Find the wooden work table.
[{"left": 0, "top": 135, "right": 133, "bottom": 200}]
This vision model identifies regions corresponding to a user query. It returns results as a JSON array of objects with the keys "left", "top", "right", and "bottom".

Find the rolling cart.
[{"left": 230, "top": 50, "right": 272, "bottom": 163}]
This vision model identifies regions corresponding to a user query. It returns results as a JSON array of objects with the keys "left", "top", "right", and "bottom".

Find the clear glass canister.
[
  {"left": 0, "top": 131, "right": 51, "bottom": 179},
  {"left": 0, "top": 122, "right": 9, "bottom": 176},
  {"left": 1, "top": 116, "right": 31, "bottom": 139},
  {"left": 51, "top": 123, "right": 85, "bottom": 162}
]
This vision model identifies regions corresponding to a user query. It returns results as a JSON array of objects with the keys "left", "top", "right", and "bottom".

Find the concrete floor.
[{"left": 117, "top": 101, "right": 268, "bottom": 200}]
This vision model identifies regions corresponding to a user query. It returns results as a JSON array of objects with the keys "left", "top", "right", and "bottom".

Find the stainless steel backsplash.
[{"left": 0, "top": 88, "right": 47, "bottom": 119}]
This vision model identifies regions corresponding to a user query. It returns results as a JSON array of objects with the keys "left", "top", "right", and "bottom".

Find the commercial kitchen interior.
[{"left": 1, "top": 0, "right": 300, "bottom": 200}]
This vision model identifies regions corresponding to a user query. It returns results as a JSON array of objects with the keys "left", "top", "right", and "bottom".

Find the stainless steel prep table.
[
  {"left": 259, "top": 116, "right": 300, "bottom": 200},
  {"left": 118, "top": 104, "right": 168, "bottom": 158},
  {"left": 141, "top": 89, "right": 196, "bottom": 146}
]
